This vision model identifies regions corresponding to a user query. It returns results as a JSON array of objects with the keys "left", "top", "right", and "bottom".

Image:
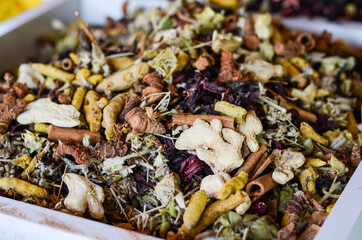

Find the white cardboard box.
[{"left": 0, "top": 1, "right": 361, "bottom": 239}]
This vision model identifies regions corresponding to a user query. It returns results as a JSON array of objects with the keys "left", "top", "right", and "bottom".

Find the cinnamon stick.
[
  {"left": 278, "top": 96, "right": 317, "bottom": 123},
  {"left": 172, "top": 114, "right": 235, "bottom": 129},
  {"left": 245, "top": 172, "right": 278, "bottom": 202},
  {"left": 48, "top": 125, "right": 101, "bottom": 145},
  {"left": 249, "top": 152, "right": 271, "bottom": 180},
  {"left": 235, "top": 144, "right": 267, "bottom": 177}
]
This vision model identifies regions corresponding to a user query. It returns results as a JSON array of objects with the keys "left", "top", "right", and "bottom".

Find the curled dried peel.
[
  {"left": 17, "top": 98, "right": 80, "bottom": 127},
  {"left": 175, "top": 119, "right": 244, "bottom": 172},
  {"left": 64, "top": 173, "right": 105, "bottom": 219}
]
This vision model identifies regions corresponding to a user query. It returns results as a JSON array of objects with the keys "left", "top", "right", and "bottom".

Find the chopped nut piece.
[{"left": 193, "top": 53, "right": 215, "bottom": 71}]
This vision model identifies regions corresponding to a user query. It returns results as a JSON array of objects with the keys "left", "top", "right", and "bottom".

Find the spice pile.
[{"left": 0, "top": 1, "right": 361, "bottom": 239}]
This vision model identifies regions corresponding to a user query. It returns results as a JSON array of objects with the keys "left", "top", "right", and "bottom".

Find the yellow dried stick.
[
  {"left": 34, "top": 123, "right": 50, "bottom": 134},
  {"left": 69, "top": 52, "right": 81, "bottom": 65},
  {"left": 84, "top": 91, "right": 103, "bottom": 132},
  {"left": 176, "top": 191, "right": 245, "bottom": 240},
  {"left": 32, "top": 63, "right": 75, "bottom": 82},
  {"left": 102, "top": 93, "right": 126, "bottom": 140},
  {"left": 0, "top": 177, "right": 48, "bottom": 199},
  {"left": 183, "top": 190, "right": 208, "bottom": 230},
  {"left": 300, "top": 122, "right": 329, "bottom": 146},
  {"left": 87, "top": 75, "right": 104, "bottom": 86},
  {"left": 96, "top": 63, "right": 149, "bottom": 92},
  {"left": 214, "top": 101, "right": 247, "bottom": 125},
  {"left": 72, "top": 86, "right": 87, "bottom": 110},
  {"left": 218, "top": 171, "right": 248, "bottom": 200}
]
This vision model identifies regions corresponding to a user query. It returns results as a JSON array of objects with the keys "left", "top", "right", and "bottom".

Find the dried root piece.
[
  {"left": 102, "top": 93, "right": 127, "bottom": 140},
  {"left": 0, "top": 177, "right": 48, "bottom": 199},
  {"left": 96, "top": 63, "right": 149, "bottom": 92},
  {"left": 17, "top": 98, "right": 80, "bottom": 128},
  {"left": 125, "top": 107, "right": 166, "bottom": 135},
  {"left": 214, "top": 101, "right": 247, "bottom": 125},
  {"left": 84, "top": 91, "right": 106, "bottom": 132},
  {"left": 217, "top": 51, "right": 251, "bottom": 83},
  {"left": 32, "top": 63, "right": 75, "bottom": 82},
  {"left": 92, "top": 140, "right": 128, "bottom": 160},
  {"left": 200, "top": 173, "right": 231, "bottom": 199},
  {"left": 141, "top": 72, "right": 163, "bottom": 105},
  {"left": 53, "top": 141, "right": 90, "bottom": 164},
  {"left": 71, "top": 86, "right": 87, "bottom": 110},
  {"left": 175, "top": 118, "right": 244, "bottom": 172},
  {"left": 238, "top": 111, "right": 263, "bottom": 152},
  {"left": 0, "top": 90, "right": 26, "bottom": 142},
  {"left": 63, "top": 173, "right": 105, "bottom": 219},
  {"left": 241, "top": 54, "right": 283, "bottom": 83},
  {"left": 183, "top": 190, "right": 208, "bottom": 229},
  {"left": 193, "top": 53, "right": 215, "bottom": 71},
  {"left": 272, "top": 149, "right": 305, "bottom": 185},
  {"left": 218, "top": 171, "right": 248, "bottom": 200},
  {"left": 174, "top": 191, "right": 245, "bottom": 240},
  {"left": 278, "top": 195, "right": 323, "bottom": 240}
]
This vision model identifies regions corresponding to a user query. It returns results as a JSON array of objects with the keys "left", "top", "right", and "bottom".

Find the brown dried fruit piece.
[
  {"left": 0, "top": 89, "right": 27, "bottom": 143},
  {"left": 92, "top": 140, "right": 128, "bottom": 160},
  {"left": 53, "top": 141, "right": 90, "bottom": 164},
  {"left": 125, "top": 107, "right": 166, "bottom": 135},
  {"left": 142, "top": 72, "right": 163, "bottom": 105},
  {"left": 351, "top": 145, "right": 361, "bottom": 167},
  {"left": 217, "top": 51, "right": 252, "bottom": 83},
  {"left": 119, "top": 93, "right": 141, "bottom": 121},
  {"left": 193, "top": 53, "right": 215, "bottom": 71},
  {"left": 274, "top": 41, "right": 305, "bottom": 59}
]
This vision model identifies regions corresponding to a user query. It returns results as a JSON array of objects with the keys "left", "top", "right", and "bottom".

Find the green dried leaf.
[
  {"left": 21, "top": 130, "right": 47, "bottom": 153},
  {"left": 194, "top": 6, "right": 225, "bottom": 35},
  {"left": 150, "top": 47, "right": 177, "bottom": 82},
  {"left": 278, "top": 185, "right": 294, "bottom": 212}
]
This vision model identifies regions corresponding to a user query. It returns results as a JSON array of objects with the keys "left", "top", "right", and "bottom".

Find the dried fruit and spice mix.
[{"left": 0, "top": 1, "right": 361, "bottom": 239}]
